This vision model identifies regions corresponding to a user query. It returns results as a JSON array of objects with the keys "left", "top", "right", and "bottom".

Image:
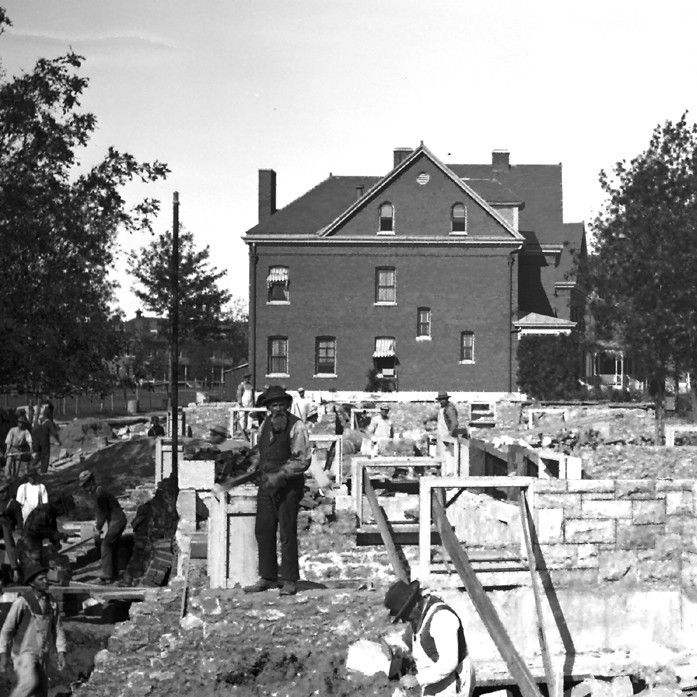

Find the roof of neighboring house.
[{"left": 514, "top": 312, "right": 577, "bottom": 328}]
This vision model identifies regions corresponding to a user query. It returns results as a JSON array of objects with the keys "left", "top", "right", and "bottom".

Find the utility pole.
[{"left": 169, "top": 192, "right": 180, "bottom": 491}]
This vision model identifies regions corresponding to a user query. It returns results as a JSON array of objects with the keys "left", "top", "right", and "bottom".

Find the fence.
[{"left": 0, "top": 388, "right": 201, "bottom": 420}]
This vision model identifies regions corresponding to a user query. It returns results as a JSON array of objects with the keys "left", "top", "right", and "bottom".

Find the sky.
[{"left": 3, "top": 0, "right": 697, "bottom": 318}]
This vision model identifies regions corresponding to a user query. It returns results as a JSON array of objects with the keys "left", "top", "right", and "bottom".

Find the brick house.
[{"left": 243, "top": 144, "right": 587, "bottom": 393}]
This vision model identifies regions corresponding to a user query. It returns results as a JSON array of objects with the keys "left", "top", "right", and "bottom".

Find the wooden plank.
[
  {"left": 431, "top": 493, "right": 544, "bottom": 697},
  {"left": 519, "top": 491, "right": 557, "bottom": 696},
  {"left": 362, "top": 470, "right": 409, "bottom": 582}
]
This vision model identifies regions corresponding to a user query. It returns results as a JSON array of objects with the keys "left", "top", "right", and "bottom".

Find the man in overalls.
[
  {"left": 435, "top": 392, "right": 461, "bottom": 460},
  {"left": 0, "top": 563, "right": 67, "bottom": 696},
  {"left": 384, "top": 579, "right": 474, "bottom": 697}
]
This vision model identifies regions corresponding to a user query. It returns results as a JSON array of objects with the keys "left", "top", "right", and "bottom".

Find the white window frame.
[
  {"left": 459, "top": 331, "right": 475, "bottom": 364},
  {"left": 267, "top": 336, "right": 289, "bottom": 377},
  {"left": 375, "top": 267, "right": 397, "bottom": 305}
]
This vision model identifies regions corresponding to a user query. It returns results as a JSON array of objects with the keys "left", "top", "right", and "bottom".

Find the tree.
[
  {"left": 127, "top": 228, "right": 232, "bottom": 343},
  {"left": 0, "top": 9, "right": 169, "bottom": 399},
  {"left": 589, "top": 114, "right": 697, "bottom": 442}
]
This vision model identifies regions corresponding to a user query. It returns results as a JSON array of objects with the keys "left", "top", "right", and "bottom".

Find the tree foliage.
[
  {"left": 0, "top": 10, "right": 169, "bottom": 396},
  {"left": 517, "top": 334, "right": 583, "bottom": 401},
  {"left": 589, "top": 114, "right": 697, "bottom": 437},
  {"left": 127, "top": 228, "right": 232, "bottom": 343}
]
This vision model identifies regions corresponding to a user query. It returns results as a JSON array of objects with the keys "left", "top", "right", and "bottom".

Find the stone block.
[
  {"left": 617, "top": 524, "right": 662, "bottom": 550},
  {"left": 535, "top": 480, "right": 568, "bottom": 494},
  {"left": 638, "top": 559, "right": 679, "bottom": 583},
  {"left": 537, "top": 544, "right": 577, "bottom": 569},
  {"left": 346, "top": 639, "right": 399, "bottom": 677},
  {"left": 547, "top": 568, "right": 599, "bottom": 587},
  {"left": 666, "top": 490, "right": 693, "bottom": 516},
  {"left": 653, "top": 533, "right": 685, "bottom": 558},
  {"left": 535, "top": 493, "right": 581, "bottom": 515},
  {"left": 598, "top": 550, "right": 638, "bottom": 583},
  {"left": 632, "top": 500, "right": 666, "bottom": 525},
  {"left": 581, "top": 499, "right": 632, "bottom": 519},
  {"left": 566, "top": 480, "right": 615, "bottom": 494},
  {"left": 666, "top": 516, "right": 697, "bottom": 542},
  {"left": 565, "top": 518, "right": 615, "bottom": 544},
  {"left": 615, "top": 480, "right": 655, "bottom": 499},
  {"left": 536, "top": 508, "right": 564, "bottom": 543},
  {"left": 576, "top": 544, "right": 600, "bottom": 569},
  {"left": 657, "top": 479, "right": 695, "bottom": 492}
]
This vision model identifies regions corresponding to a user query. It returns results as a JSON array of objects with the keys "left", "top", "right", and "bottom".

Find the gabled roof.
[
  {"left": 245, "top": 176, "right": 379, "bottom": 236},
  {"left": 317, "top": 144, "right": 523, "bottom": 240}
]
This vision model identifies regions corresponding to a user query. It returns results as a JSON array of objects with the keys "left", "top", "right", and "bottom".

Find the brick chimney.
[
  {"left": 258, "top": 169, "right": 277, "bottom": 223},
  {"left": 393, "top": 148, "right": 413, "bottom": 169},
  {"left": 356, "top": 184, "right": 364, "bottom": 200},
  {"left": 492, "top": 150, "right": 510, "bottom": 172}
]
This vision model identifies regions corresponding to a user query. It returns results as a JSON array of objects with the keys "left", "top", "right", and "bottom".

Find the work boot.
[
  {"left": 279, "top": 580, "right": 297, "bottom": 596},
  {"left": 243, "top": 577, "right": 277, "bottom": 593}
]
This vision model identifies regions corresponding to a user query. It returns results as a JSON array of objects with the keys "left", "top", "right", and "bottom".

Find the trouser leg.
[
  {"left": 278, "top": 477, "right": 304, "bottom": 582},
  {"left": 10, "top": 652, "right": 46, "bottom": 697},
  {"left": 255, "top": 486, "right": 279, "bottom": 581},
  {"left": 101, "top": 519, "right": 126, "bottom": 580}
]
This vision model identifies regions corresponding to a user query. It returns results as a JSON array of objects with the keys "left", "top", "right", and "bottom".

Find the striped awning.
[
  {"left": 266, "top": 267, "right": 288, "bottom": 287},
  {"left": 373, "top": 338, "right": 396, "bottom": 358}
]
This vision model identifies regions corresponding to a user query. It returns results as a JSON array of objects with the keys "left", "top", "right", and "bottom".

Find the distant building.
[{"left": 244, "top": 144, "right": 587, "bottom": 392}]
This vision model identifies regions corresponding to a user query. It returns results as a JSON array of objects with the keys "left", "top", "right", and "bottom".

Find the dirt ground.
[{"left": 9, "top": 405, "right": 696, "bottom": 696}]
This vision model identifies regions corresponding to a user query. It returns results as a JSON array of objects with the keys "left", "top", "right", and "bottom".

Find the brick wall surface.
[
  {"left": 253, "top": 243, "right": 516, "bottom": 392},
  {"left": 535, "top": 478, "right": 697, "bottom": 589}
]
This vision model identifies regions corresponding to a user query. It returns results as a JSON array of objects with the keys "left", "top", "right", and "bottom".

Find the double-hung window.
[
  {"left": 375, "top": 267, "right": 396, "bottom": 304},
  {"left": 417, "top": 307, "right": 431, "bottom": 338},
  {"left": 315, "top": 337, "right": 336, "bottom": 376},
  {"left": 267, "top": 336, "right": 288, "bottom": 375},
  {"left": 460, "top": 331, "right": 475, "bottom": 363}
]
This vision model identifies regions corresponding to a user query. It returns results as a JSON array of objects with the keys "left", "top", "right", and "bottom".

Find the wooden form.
[
  {"left": 351, "top": 456, "right": 443, "bottom": 526},
  {"left": 429, "top": 488, "right": 545, "bottom": 697},
  {"left": 207, "top": 485, "right": 258, "bottom": 589},
  {"left": 469, "top": 438, "right": 581, "bottom": 480},
  {"left": 665, "top": 424, "right": 697, "bottom": 447},
  {"left": 155, "top": 438, "right": 216, "bottom": 488},
  {"left": 362, "top": 470, "right": 409, "bottom": 582}
]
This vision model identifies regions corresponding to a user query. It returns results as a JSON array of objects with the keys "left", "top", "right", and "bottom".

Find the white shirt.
[{"left": 15, "top": 482, "right": 48, "bottom": 523}]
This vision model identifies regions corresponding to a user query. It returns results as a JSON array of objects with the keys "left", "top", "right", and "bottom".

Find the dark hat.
[
  {"left": 260, "top": 385, "right": 293, "bottom": 406},
  {"left": 436, "top": 391, "right": 450, "bottom": 401},
  {"left": 27, "top": 463, "right": 40, "bottom": 476},
  {"left": 24, "top": 563, "right": 49, "bottom": 585},
  {"left": 384, "top": 579, "right": 421, "bottom": 623},
  {"left": 17, "top": 414, "right": 29, "bottom": 426},
  {"left": 151, "top": 416, "right": 160, "bottom": 424},
  {"left": 78, "top": 470, "right": 95, "bottom": 487},
  {"left": 243, "top": 373, "right": 251, "bottom": 379},
  {"left": 0, "top": 479, "right": 10, "bottom": 493}
]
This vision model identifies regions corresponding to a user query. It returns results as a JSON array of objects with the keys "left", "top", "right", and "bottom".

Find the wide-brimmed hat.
[
  {"left": 24, "top": 563, "right": 49, "bottom": 585},
  {"left": 436, "top": 391, "right": 450, "bottom": 401},
  {"left": 260, "top": 386, "right": 293, "bottom": 406},
  {"left": 78, "top": 470, "right": 95, "bottom": 488},
  {"left": 384, "top": 580, "right": 421, "bottom": 623}
]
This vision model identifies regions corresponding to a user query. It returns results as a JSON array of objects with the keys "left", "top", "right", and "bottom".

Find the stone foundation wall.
[{"left": 534, "top": 478, "right": 697, "bottom": 589}]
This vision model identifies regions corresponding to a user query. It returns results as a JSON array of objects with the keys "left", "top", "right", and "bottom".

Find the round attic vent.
[{"left": 416, "top": 172, "right": 430, "bottom": 185}]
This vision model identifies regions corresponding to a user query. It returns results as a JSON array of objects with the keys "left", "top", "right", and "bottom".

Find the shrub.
[{"left": 517, "top": 334, "right": 584, "bottom": 400}]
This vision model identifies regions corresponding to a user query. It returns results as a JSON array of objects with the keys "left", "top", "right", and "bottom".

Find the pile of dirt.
[{"left": 58, "top": 419, "right": 116, "bottom": 455}]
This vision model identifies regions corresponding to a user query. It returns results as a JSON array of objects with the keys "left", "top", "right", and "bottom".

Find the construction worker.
[
  {"left": 0, "top": 563, "right": 67, "bottom": 697},
  {"left": 5, "top": 414, "right": 32, "bottom": 480},
  {"left": 236, "top": 373, "right": 255, "bottom": 436},
  {"left": 147, "top": 416, "right": 165, "bottom": 438},
  {"left": 436, "top": 392, "right": 462, "bottom": 459},
  {"left": 20, "top": 493, "right": 74, "bottom": 570},
  {"left": 243, "top": 385, "right": 311, "bottom": 597},
  {"left": 384, "top": 579, "right": 473, "bottom": 697},
  {"left": 15, "top": 465, "right": 48, "bottom": 524},
  {"left": 0, "top": 479, "right": 22, "bottom": 584},
  {"left": 31, "top": 404, "right": 61, "bottom": 474},
  {"left": 78, "top": 470, "right": 127, "bottom": 584}
]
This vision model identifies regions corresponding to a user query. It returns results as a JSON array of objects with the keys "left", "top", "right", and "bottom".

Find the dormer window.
[
  {"left": 451, "top": 203, "right": 467, "bottom": 234},
  {"left": 379, "top": 202, "right": 394, "bottom": 233}
]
